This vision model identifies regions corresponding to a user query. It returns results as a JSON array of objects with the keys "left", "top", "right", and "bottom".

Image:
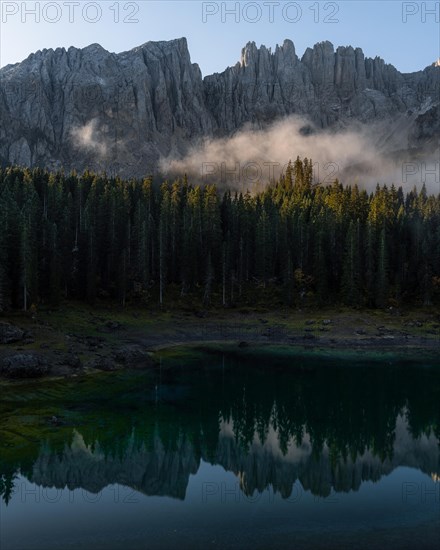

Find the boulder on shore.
[
  {"left": 112, "top": 345, "right": 153, "bottom": 367},
  {"left": 0, "top": 323, "right": 25, "bottom": 344},
  {"left": 1, "top": 354, "right": 50, "bottom": 378}
]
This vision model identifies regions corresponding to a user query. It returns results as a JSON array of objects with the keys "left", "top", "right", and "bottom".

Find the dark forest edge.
[{"left": 1, "top": 158, "right": 440, "bottom": 312}]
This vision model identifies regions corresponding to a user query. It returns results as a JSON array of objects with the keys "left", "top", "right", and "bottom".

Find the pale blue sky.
[{"left": 0, "top": 1, "right": 439, "bottom": 74}]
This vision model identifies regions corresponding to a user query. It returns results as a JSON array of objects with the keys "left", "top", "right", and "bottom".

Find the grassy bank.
[{"left": 0, "top": 302, "right": 439, "bottom": 376}]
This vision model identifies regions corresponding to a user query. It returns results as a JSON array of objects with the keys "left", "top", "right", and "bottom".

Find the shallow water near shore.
[{"left": 1, "top": 347, "right": 439, "bottom": 549}]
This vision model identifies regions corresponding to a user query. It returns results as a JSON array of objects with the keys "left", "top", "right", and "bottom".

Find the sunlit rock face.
[
  {"left": 29, "top": 415, "right": 440, "bottom": 501},
  {"left": 0, "top": 38, "right": 438, "bottom": 176}
]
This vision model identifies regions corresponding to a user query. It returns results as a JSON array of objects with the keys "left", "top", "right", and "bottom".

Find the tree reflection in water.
[{"left": 1, "top": 349, "right": 439, "bottom": 504}]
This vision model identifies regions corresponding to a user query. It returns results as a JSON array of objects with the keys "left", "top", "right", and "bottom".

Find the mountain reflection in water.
[{"left": 1, "top": 349, "right": 439, "bottom": 505}]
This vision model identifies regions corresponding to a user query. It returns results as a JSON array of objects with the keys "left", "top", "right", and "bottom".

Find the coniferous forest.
[{"left": 0, "top": 158, "right": 439, "bottom": 311}]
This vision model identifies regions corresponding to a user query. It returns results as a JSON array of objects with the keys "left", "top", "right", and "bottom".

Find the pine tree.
[
  {"left": 49, "top": 223, "right": 61, "bottom": 304},
  {"left": 159, "top": 183, "right": 171, "bottom": 306},
  {"left": 341, "top": 220, "right": 361, "bottom": 306},
  {"left": 293, "top": 156, "right": 304, "bottom": 189},
  {"left": 202, "top": 185, "right": 221, "bottom": 304},
  {"left": 364, "top": 221, "right": 375, "bottom": 307},
  {"left": 375, "top": 227, "right": 388, "bottom": 308},
  {"left": 0, "top": 185, "right": 9, "bottom": 311},
  {"left": 20, "top": 211, "right": 33, "bottom": 311},
  {"left": 0, "top": 161, "right": 439, "bottom": 310},
  {"left": 313, "top": 218, "right": 328, "bottom": 306}
]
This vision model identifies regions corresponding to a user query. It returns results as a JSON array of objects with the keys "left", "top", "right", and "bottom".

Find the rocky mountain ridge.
[{"left": 0, "top": 37, "right": 438, "bottom": 177}]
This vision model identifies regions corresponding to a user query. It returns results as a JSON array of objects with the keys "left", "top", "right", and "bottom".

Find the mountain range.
[{"left": 0, "top": 37, "right": 438, "bottom": 178}]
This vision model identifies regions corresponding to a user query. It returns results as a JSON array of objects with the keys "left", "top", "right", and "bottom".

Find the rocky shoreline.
[{"left": 1, "top": 308, "right": 439, "bottom": 380}]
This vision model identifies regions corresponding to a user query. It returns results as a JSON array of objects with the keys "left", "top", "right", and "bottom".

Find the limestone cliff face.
[
  {"left": 204, "top": 40, "right": 439, "bottom": 137},
  {"left": 0, "top": 38, "right": 438, "bottom": 176},
  {"left": 0, "top": 38, "right": 214, "bottom": 174}
]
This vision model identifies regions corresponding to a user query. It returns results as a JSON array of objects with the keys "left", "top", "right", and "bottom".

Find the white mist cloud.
[
  {"left": 70, "top": 119, "right": 107, "bottom": 158},
  {"left": 159, "top": 116, "right": 439, "bottom": 193}
]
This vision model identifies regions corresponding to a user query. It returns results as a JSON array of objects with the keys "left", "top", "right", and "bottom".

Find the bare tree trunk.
[
  {"left": 222, "top": 245, "right": 226, "bottom": 306},
  {"left": 122, "top": 249, "right": 126, "bottom": 307},
  {"left": 204, "top": 252, "right": 213, "bottom": 306},
  {"left": 23, "top": 276, "right": 27, "bottom": 312},
  {"left": 159, "top": 223, "right": 164, "bottom": 306},
  {"left": 231, "top": 272, "right": 234, "bottom": 304}
]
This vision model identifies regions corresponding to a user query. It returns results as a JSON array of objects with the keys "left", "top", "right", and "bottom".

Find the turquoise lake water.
[{"left": 1, "top": 347, "right": 439, "bottom": 549}]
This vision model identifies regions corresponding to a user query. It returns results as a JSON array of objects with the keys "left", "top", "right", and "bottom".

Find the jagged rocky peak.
[
  {"left": 239, "top": 38, "right": 300, "bottom": 69},
  {"left": 301, "top": 40, "right": 335, "bottom": 65},
  {"left": 240, "top": 41, "right": 258, "bottom": 66},
  {"left": 279, "top": 38, "right": 296, "bottom": 56},
  {"left": 128, "top": 36, "right": 190, "bottom": 57},
  {"left": 0, "top": 37, "right": 438, "bottom": 176},
  {"left": 301, "top": 41, "right": 335, "bottom": 87},
  {"left": 82, "top": 42, "right": 107, "bottom": 54},
  {"left": 304, "top": 39, "right": 335, "bottom": 53}
]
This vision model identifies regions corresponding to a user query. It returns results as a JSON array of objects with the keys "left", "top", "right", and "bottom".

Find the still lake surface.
[{"left": 1, "top": 346, "right": 439, "bottom": 549}]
